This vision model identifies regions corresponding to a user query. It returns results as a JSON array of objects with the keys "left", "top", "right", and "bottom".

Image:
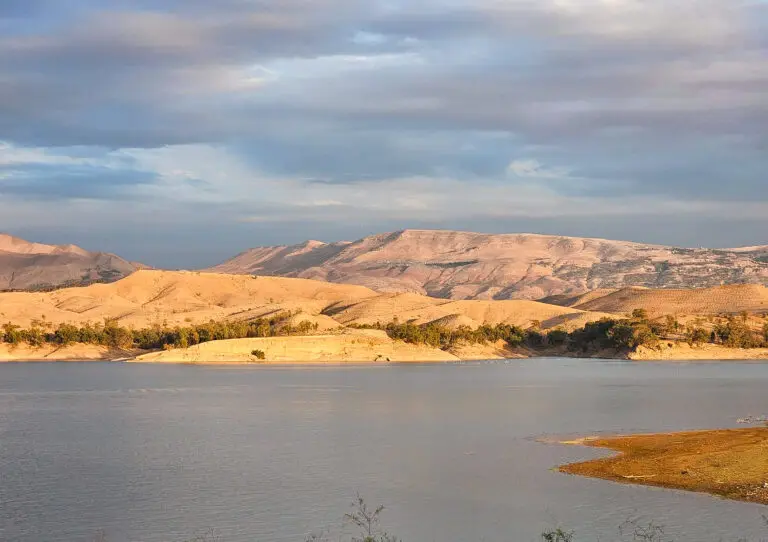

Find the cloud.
[
  {"left": 507, "top": 159, "right": 572, "bottom": 180},
  {"left": 0, "top": 0, "right": 766, "bottom": 265}
]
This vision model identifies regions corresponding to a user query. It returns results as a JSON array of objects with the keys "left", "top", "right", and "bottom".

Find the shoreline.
[
  {"left": 2, "top": 334, "right": 768, "bottom": 364},
  {"left": 557, "top": 428, "right": 768, "bottom": 506}
]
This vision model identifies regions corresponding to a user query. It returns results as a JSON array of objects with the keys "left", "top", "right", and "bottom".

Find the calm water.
[{"left": 1, "top": 359, "right": 767, "bottom": 542}]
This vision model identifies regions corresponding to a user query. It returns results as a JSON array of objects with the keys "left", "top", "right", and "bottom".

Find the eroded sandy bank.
[
  {"left": 630, "top": 343, "right": 768, "bottom": 361},
  {"left": 0, "top": 343, "right": 141, "bottom": 362},
  {"left": 129, "top": 329, "right": 461, "bottom": 364}
]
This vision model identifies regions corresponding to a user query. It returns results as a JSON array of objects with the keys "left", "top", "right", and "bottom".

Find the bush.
[{"left": 251, "top": 349, "right": 266, "bottom": 360}]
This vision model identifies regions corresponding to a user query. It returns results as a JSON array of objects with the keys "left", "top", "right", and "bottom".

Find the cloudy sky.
[{"left": 1, "top": 0, "right": 766, "bottom": 267}]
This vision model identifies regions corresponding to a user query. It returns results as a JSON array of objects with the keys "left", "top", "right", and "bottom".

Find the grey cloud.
[
  {"left": 0, "top": 0, "right": 765, "bottom": 207},
  {"left": 0, "top": 162, "right": 157, "bottom": 200}
]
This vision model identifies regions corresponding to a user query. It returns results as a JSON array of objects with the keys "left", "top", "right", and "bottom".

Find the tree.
[
  {"left": 665, "top": 315, "right": 680, "bottom": 334},
  {"left": 631, "top": 308, "right": 649, "bottom": 321},
  {"left": 686, "top": 326, "right": 710, "bottom": 347},
  {"left": 54, "top": 323, "right": 81, "bottom": 345},
  {"left": 1, "top": 322, "right": 21, "bottom": 344},
  {"left": 547, "top": 329, "right": 569, "bottom": 347}
]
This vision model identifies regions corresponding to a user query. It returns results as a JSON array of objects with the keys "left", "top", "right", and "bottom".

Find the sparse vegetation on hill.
[
  {"left": 0, "top": 313, "right": 320, "bottom": 351},
  {"left": 355, "top": 309, "right": 768, "bottom": 356},
  {"left": 351, "top": 321, "right": 527, "bottom": 350},
  {"left": 3, "top": 308, "right": 766, "bottom": 358}
]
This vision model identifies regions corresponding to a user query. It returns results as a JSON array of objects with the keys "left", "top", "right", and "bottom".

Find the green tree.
[
  {"left": 685, "top": 326, "right": 710, "bottom": 347},
  {"left": 631, "top": 308, "right": 649, "bottom": 321},
  {"left": 1, "top": 322, "right": 22, "bottom": 344}
]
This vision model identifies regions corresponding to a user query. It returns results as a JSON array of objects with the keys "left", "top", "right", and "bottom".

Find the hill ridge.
[
  {"left": 0, "top": 269, "right": 616, "bottom": 331},
  {"left": 0, "top": 233, "right": 138, "bottom": 291},
  {"left": 207, "top": 229, "right": 768, "bottom": 300}
]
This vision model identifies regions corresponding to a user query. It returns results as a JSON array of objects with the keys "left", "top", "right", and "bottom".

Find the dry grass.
[
  {"left": 559, "top": 428, "right": 768, "bottom": 505},
  {"left": 574, "top": 285, "right": 768, "bottom": 317}
]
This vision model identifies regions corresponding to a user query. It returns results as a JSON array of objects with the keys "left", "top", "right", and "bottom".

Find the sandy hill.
[
  {"left": 569, "top": 284, "right": 768, "bottom": 317},
  {"left": 207, "top": 229, "right": 768, "bottom": 300},
  {"left": 0, "top": 269, "right": 614, "bottom": 331},
  {"left": 0, "top": 270, "right": 378, "bottom": 328},
  {"left": 132, "top": 329, "right": 460, "bottom": 364},
  {"left": 325, "top": 293, "right": 617, "bottom": 331},
  {"left": 0, "top": 233, "right": 138, "bottom": 291}
]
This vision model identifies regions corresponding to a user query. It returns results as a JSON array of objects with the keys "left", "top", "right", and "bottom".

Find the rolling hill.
[
  {"left": 208, "top": 229, "right": 768, "bottom": 300},
  {"left": 0, "top": 233, "right": 138, "bottom": 291},
  {"left": 555, "top": 284, "right": 768, "bottom": 317},
  {"left": 0, "top": 269, "right": 614, "bottom": 331}
]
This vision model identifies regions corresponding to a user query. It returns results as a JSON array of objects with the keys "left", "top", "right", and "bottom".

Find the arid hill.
[
  {"left": 0, "top": 233, "right": 137, "bottom": 291},
  {"left": 208, "top": 230, "right": 768, "bottom": 300},
  {"left": 132, "top": 330, "right": 461, "bottom": 364},
  {"left": 554, "top": 284, "right": 768, "bottom": 317},
  {"left": 0, "top": 269, "right": 613, "bottom": 331}
]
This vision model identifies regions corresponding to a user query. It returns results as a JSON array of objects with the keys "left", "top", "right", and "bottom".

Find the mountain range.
[
  {"left": 207, "top": 230, "right": 768, "bottom": 300},
  {"left": 2, "top": 230, "right": 768, "bottom": 299}
]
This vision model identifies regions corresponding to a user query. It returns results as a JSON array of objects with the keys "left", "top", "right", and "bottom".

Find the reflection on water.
[{"left": 0, "top": 359, "right": 767, "bottom": 542}]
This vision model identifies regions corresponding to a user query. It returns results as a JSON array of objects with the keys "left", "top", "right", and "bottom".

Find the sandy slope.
[
  {"left": 630, "top": 342, "right": 768, "bottom": 361},
  {"left": 572, "top": 284, "right": 768, "bottom": 317},
  {"left": 131, "top": 329, "right": 459, "bottom": 364},
  {"left": 0, "top": 343, "right": 139, "bottom": 361},
  {"left": 326, "top": 294, "right": 616, "bottom": 331},
  {"left": 6, "top": 269, "right": 767, "bottom": 363},
  {"left": 0, "top": 269, "right": 613, "bottom": 331},
  {"left": 0, "top": 269, "right": 378, "bottom": 328},
  {"left": 447, "top": 340, "right": 525, "bottom": 360}
]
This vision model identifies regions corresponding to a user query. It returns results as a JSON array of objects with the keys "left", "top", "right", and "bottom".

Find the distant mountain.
[
  {"left": 207, "top": 229, "right": 768, "bottom": 300},
  {"left": 0, "top": 233, "right": 139, "bottom": 291}
]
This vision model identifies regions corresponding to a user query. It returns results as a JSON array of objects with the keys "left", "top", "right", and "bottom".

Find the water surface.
[{"left": 1, "top": 359, "right": 767, "bottom": 541}]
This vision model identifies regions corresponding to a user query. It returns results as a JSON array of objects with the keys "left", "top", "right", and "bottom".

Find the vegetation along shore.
[
  {"left": 1, "top": 305, "right": 767, "bottom": 363},
  {"left": 1, "top": 270, "right": 767, "bottom": 363}
]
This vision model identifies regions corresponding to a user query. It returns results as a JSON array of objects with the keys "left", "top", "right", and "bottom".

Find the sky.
[{"left": 0, "top": 0, "right": 766, "bottom": 268}]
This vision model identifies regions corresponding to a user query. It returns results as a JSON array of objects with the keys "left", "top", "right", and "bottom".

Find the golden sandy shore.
[
  {"left": 0, "top": 330, "right": 519, "bottom": 364},
  {"left": 559, "top": 428, "right": 768, "bottom": 505},
  {"left": 630, "top": 343, "right": 768, "bottom": 361},
  {"left": 3, "top": 336, "right": 768, "bottom": 363},
  {"left": 0, "top": 343, "right": 141, "bottom": 362}
]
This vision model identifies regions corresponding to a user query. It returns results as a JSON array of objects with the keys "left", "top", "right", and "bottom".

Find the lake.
[{"left": 1, "top": 359, "right": 767, "bottom": 542}]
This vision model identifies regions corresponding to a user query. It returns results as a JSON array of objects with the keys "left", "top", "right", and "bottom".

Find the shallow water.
[{"left": 1, "top": 359, "right": 767, "bottom": 542}]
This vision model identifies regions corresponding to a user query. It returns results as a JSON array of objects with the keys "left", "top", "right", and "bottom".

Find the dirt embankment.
[
  {"left": 130, "top": 329, "right": 460, "bottom": 364},
  {"left": 0, "top": 343, "right": 141, "bottom": 362},
  {"left": 631, "top": 343, "right": 768, "bottom": 361},
  {"left": 559, "top": 428, "right": 768, "bottom": 505},
  {"left": 447, "top": 340, "right": 526, "bottom": 360}
]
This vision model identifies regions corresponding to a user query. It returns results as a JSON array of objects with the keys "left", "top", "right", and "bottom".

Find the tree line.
[
  {"left": 2, "top": 309, "right": 767, "bottom": 354},
  {"left": 356, "top": 309, "right": 768, "bottom": 354},
  {"left": 0, "top": 312, "right": 319, "bottom": 351}
]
